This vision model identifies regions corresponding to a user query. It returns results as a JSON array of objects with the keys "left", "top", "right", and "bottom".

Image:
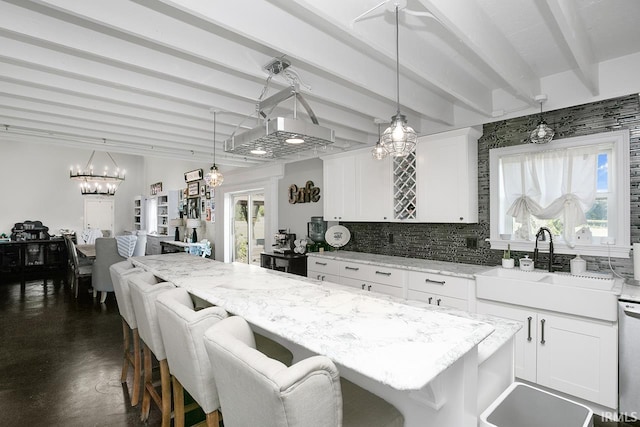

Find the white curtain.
[{"left": 501, "top": 146, "right": 598, "bottom": 244}]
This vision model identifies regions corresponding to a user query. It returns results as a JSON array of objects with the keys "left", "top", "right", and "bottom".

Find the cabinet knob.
[
  {"left": 361, "top": 284, "right": 366, "bottom": 290},
  {"left": 459, "top": 217, "right": 464, "bottom": 221},
  {"left": 436, "top": 298, "right": 441, "bottom": 306},
  {"left": 367, "top": 285, "right": 371, "bottom": 291},
  {"left": 428, "top": 297, "right": 433, "bottom": 304}
]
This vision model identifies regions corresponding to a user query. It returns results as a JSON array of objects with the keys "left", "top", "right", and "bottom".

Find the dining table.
[
  {"left": 130, "top": 253, "right": 519, "bottom": 427},
  {"left": 75, "top": 244, "right": 96, "bottom": 259}
]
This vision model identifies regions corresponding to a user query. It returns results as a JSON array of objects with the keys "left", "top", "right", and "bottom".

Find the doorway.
[
  {"left": 230, "top": 191, "right": 265, "bottom": 265},
  {"left": 84, "top": 197, "right": 114, "bottom": 236}
]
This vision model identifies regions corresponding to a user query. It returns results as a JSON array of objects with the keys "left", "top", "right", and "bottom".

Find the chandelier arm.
[
  {"left": 106, "top": 152, "right": 119, "bottom": 169},
  {"left": 84, "top": 150, "right": 96, "bottom": 170}
]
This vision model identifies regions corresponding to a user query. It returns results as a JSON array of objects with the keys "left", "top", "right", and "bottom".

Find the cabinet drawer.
[
  {"left": 338, "top": 262, "right": 404, "bottom": 287},
  {"left": 308, "top": 271, "right": 340, "bottom": 284},
  {"left": 407, "top": 271, "right": 469, "bottom": 299},
  {"left": 340, "top": 276, "right": 404, "bottom": 298},
  {"left": 306, "top": 257, "right": 340, "bottom": 276},
  {"left": 407, "top": 289, "right": 468, "bottom": 311}
]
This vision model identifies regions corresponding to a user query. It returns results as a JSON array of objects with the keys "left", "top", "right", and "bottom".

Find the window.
[{"left": 489, "top": 130, "right": 630, "bottom": 258}]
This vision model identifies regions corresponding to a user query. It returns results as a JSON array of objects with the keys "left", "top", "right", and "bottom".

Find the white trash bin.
[{"left": 480, "top": 382, "right": 593, "bottom": 427}]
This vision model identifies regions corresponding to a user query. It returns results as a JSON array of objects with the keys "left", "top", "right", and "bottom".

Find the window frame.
[{"left": 489, "top": 130, "right": 630, "bottom": 258}]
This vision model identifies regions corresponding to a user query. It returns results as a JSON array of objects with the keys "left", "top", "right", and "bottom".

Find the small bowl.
[{"left": 499, "top": 233, "right": 511, "bottom": 240}]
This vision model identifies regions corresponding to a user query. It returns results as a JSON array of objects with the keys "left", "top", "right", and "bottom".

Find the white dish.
[{"left": 325, "top": 225, "right": 351, "bottom": 248}]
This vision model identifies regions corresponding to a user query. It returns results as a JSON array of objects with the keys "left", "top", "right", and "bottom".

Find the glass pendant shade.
[
  {"left": 207, "top": 110, "right": 224, "bottom": 187},
  {"left": 381, "top": 114, "right": 417, "bottom": 157},
  {"left": 205, "top": 164, "right": 224, "bottom": 187},
  {"left": 371, "top": 122, "right": 388, "bottom": 160},
  {"left": 530, "top": 119, "right": 554, "bottom": 144}
]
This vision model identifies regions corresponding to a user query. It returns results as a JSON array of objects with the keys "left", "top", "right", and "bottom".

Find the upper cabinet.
[
  {"left": 323, "top": 155, "right": 356, "bottom": 221},
  {"left": 416, "top": 127, "right": 481, "bottom": 223},
  {"left": 321, "top": 127, "right": 480, "bottom": 223},
  {"left": 323, "top": 150, "right": 393, "bottom": 222}
]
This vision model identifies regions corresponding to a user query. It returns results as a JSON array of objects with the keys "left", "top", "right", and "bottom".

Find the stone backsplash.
[{"left": 341, "top": 94, "right": 640, "bottom": 278}]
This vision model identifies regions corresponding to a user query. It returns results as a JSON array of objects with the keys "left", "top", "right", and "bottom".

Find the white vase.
[{"left": 502, "top": 258, "right": 515, "bottom": 269}]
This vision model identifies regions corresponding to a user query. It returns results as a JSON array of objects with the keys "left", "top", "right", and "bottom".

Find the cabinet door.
[
  {"left": 323, "top": 156, "right": 356, "bottom": 221},
  {"left": 354, "top": 151, "right": 392, "bottom": 221},
  {"left": 476, "top": 301, "right": 537, "bottom": 382},
  {"left": 416, "top": 128, "right": 480, "bottom": 223},
  {"left": 536, "top": 313, "right": 617, "bottom": 408}
]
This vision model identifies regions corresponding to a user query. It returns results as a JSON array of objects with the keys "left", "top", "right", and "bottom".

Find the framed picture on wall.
[
  {"left": 187, "top": 197, "right": 200, "bottom": 219},
  {"left": 200, "top": 185, "right": 206, "bottom": 197},
  {"left": 188, "top": 181, "right": 199, "bottom": 197}
]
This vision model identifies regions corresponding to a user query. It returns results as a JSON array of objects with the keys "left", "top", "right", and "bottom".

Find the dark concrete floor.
[
  {"left": 0, "top": 278, "right": 163, "bottom": 427},
  {"left": 0, "top": 277, "right": 638, "bottom": 427}
]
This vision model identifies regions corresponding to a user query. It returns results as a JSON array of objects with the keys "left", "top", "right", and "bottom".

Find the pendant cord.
[
  {"left": 395, "top": 5, "right": 400, "bottom": 115},
  {"left": 213, "top": 111, "right": 217, "bottom": 166}
]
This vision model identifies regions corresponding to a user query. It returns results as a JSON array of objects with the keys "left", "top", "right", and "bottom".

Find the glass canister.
[{"left": 307, "top": 217, "right": 327, "bottom": 242}]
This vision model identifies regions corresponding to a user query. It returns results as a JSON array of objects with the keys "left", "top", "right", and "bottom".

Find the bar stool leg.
[
  {"left": 159, "top": 359, "right": 172, "bottom": 427},
  {"left": 172, "top": 376, "right": 185, "bottom": 427},
  {"left": 131, "top": 329, "right": 141, "bottom": 406},
  {"left": 141, "top": 343, "right": 152, "bottom": 421}
]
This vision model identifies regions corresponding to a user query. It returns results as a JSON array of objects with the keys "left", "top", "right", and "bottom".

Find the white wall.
[
  {"left": 277, "top": 158, "right": 324, "bottom": 240},
  {"left": 0, "top": 138, "right": 210, "bottom": 238}
]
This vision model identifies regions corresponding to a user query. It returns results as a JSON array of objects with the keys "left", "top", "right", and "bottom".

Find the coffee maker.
[{"left": 273, "top": 230, "right": 295, "bottom": 253}]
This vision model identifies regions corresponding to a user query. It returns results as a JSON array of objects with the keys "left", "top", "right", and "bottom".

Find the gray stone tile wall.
[{"left": 341, "top": 94, "right": 640, "bottom": 278}]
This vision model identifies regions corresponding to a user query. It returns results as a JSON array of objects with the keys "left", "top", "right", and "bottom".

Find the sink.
[{"left": 475, "top": 268, "right": 622, "bottom": 321}]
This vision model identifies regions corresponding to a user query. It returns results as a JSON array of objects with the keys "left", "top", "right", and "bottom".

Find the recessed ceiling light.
[
  {"left": 285, "top": 136, "right": 305, "bottom": 144},
  {"left": 250, "top": 146, "right": 267, "bottom": 155}
]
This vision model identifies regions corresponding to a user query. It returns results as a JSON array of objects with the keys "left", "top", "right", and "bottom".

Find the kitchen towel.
[{"left": 634, "top": 243, "right": 640, "bottom": 280}]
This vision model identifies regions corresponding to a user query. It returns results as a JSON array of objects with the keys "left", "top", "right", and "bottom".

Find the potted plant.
[{"left": 502, "top": 244, "right": 514, "bottom": 268}]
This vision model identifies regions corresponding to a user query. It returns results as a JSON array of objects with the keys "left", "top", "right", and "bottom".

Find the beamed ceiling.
[{"left": 1, "top": 0, "right": 639, "bottom": 168}]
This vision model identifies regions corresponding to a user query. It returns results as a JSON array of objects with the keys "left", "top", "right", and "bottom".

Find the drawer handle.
[
  {"left": 540, "top": 319, "right": 546, "bottom": 345},
  {"left": 425, "top": 278, "right": 445, "bottom": 285},
  {"left": 345, "top": 266, "right": 360, "bottom": 271},
  {"left": 436, "top": 298, "right": 441, "bottom": 306},
  {"left": 527, "top": 316, "right": 532, "bottom": 342},
  {"left": 428, "top": 297, "right": 433, "bottom": 304},
  {"left": 375, "top": 271, "right": 391, "bottom": 276},
  {"left": 367, "top": 285, "right": 372, "bottom": 291},
  {"left": 361, "top": 284, "right": 366, "bottom": 290},
  {"left": 315, "top": 262, "right": 327, "bottom": 266}
]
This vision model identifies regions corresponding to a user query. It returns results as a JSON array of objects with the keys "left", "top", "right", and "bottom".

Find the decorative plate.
[{"left": 325, "top": 225, "right": 351, "bottom": 248}]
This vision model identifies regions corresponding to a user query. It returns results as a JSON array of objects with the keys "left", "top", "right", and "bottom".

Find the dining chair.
[
  {"left": 109, "top": 261, "right": 146, "bottom": 406},
  {"left": 203, "top": 316, "right": 404, "bottom": 427},
  {"left": 129, "top": 274, "right": 175, "bottom": 427},
  {"left": 64, "top": 235, "right": 92, "bottom": 298},
  {"left": 92, "top": 238, "right": 126, "bottom": 303},
  {"left": 155, "top": 288, "right": 228, "bottom": 427}
]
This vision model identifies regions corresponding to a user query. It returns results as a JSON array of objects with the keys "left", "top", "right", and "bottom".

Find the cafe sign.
[{"left": 289, "top": 180, "right": 320, "bottom": 204}]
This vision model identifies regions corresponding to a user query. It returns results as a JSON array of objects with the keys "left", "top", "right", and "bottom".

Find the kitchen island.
[{"left": 131, "top": 253, "right": 519, "bottom": 426}]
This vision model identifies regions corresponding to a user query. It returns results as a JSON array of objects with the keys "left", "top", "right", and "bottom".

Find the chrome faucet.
[{"left": 533, "top": 227, "right": 555, "bottom": 272}]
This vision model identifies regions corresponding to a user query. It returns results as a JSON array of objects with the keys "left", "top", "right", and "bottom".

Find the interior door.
[
  {"left": 84, "top": 197, "right": 114, "bottom": 235},
  {"left": 231, "top": 191, "right": 264, "bottom": 265}
]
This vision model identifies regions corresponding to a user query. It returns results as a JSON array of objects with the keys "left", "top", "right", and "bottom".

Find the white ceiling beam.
[
  {"left": 270, "top": 0, "right": 493, "bottom": 116},
  {"left": 417, "top": 0, "right": 540, "bottom": 105},
  {"left": 543, "top": 0, "right": 599, "bottom": 96},
  {"left": 136, "top": 0, "right": 455, "bottom": 125}
]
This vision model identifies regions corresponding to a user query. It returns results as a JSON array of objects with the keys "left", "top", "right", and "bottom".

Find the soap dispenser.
[{"left": 570, "top": 254, "right": 586, "bottom": 275}]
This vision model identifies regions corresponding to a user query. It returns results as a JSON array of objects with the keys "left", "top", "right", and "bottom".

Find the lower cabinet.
[
  {"left": 146, "top": 235, "right": 174, "bottom": 255},
  {"left": 477, "top": 300, "right": 618, "bottom": 408},
  {"left": 307, "top": 257, "right": 341, "bottom": 283},
  {"left": 407, "top": 271, "right": 472, "bottom": 311}
]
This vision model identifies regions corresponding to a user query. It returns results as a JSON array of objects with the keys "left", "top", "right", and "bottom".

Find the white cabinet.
[
  {"left": 354, "top": 152, "right": 393, "bottom": 221},
  {"left": 416, "top": 127, "right": 481, "bottom": 223},
  {"left": 307, "top": 257, "right": 341, "bottom": 283},
  {"left": 338, "top": 260, "right": 405, "bottom": 298},
  {"left": 407, "top": 271, "right": 472, "bottom": 311},
  {"left": 146, "top": 234, "right": 174, "bottom": 255},
  {"left": 477, "top": 300, "right": 618, "bottom": 408},
  {"left": 323, "top": 149, "right": 392, "bottom": 222},
  {"left": 323, "top": 156, "right": 356, "bottom": 221},
  {"left": 307, "top": 257, "right": 405, "bottom": 298}
]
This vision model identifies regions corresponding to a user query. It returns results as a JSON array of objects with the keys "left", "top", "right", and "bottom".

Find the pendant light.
[
  {"left": 530, "top": 94, "right": 554, "bottom": 144},
  {"left": 381, "top": 3, "right": 417, "bottom": 157},
  {"left": 371, "top": 121, "right": 387, "bottom": 160},
  {"left": 205, "top": 110, "right": 224, "bottom": 187}
]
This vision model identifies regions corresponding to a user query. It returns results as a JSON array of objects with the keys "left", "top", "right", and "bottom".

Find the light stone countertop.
[
  {"left": 131, "top": 254, "right": 507, "bottom": 390},
  {"left": 307, "top": 250, "right": 493, "bottom": 279},
  {"left": 131, "top": 253, "right": 520, "bottom": 384}
]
